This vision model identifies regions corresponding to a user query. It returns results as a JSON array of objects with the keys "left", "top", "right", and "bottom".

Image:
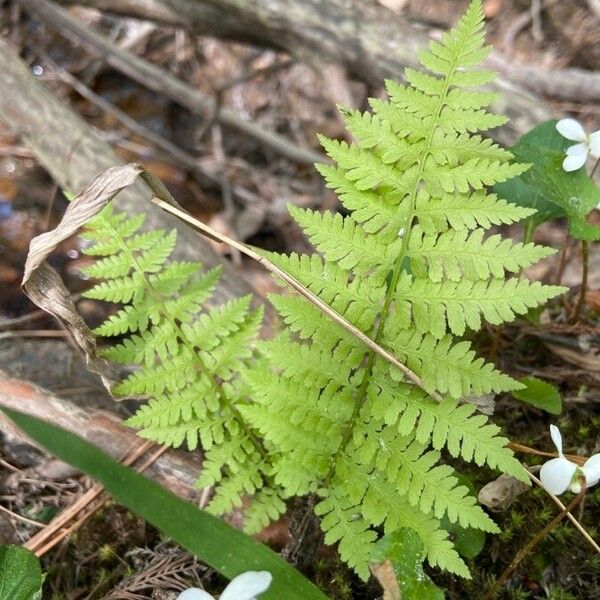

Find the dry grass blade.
[{"left": 148, "top": 194, "right": 441, "bottom": 402}]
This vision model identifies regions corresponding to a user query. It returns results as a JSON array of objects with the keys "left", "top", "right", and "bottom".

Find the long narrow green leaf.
[{"left": 0, "top": 406, "right": 329, "bottom": 600}]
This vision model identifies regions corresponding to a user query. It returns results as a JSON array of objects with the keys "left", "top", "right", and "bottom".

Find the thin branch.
[{"left": 527, "top": 471, "right": 600, "bottom": 555}]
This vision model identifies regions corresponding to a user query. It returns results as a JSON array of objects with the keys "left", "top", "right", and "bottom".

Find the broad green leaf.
[
  {"left": 0, "top": 407, "right": 329, "bottom": 600},
  {"left": 372, "top": 529, "right": 445, "bottom": 600},
  {"left": 495, "top": 120, "right": 600, "bottom": 239},
  {"left": 512, "top": 376, "right": 562, "bottom": 415},
  {"left": 0, "top": 545, "right": 43, "bottom": 600},
  {"left": 441, "top": 518, "right": 485, "bottom": 560}
]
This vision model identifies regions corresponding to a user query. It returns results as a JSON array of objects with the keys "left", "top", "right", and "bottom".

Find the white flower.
[
  {"left": 556, "top": 118, "right": 600, "bottom": 172},
  {"left": 539, "top": 425, "right": 600, "bottom": 495},
  {"left": 176, "top": 571, "right": 272, "bottom": 600}
]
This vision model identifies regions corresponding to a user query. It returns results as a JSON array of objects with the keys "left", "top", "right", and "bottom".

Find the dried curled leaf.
[
  {"left": 478, "top": 473, "right": 529, "bottom": 512},
  {"left": 21, "top": 164, "right": 144, "bottom": 391}
]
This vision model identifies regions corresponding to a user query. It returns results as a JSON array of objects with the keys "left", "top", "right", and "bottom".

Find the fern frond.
[
  {"left": 83, "top": 205, "right": 281, "bottom": 537},
  {"left": 244, "top": 489, "right": 287, "bottom": 535},
  {"left": 244, "top": 0, "right": 564, "bottom": 580},
  {"left": 372, "top": 434, "right": 498, "bottom": 531},
  {"left": 394, "top": 273, "right": 565, "bottom": 337},
  {"left": 416, "top": 191, "right": 535, "bottom": 234},
  {"left": 407, "top": 227, "right": 556, "bottom": 282},
  {"left": 315, "top": 491, "right": 378, "bottom": 582},
  {"left": 316, "top": 164, "right": 407, "bottom": 241},
  {"left": 289, "top": 206, "right": 400, "bottom": 281},
  {"left": 83, "top": 0, "right": 567, "bottom": 583}
]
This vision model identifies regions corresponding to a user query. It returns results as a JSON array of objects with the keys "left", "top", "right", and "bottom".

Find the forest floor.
[{"left": 1, "top": 1, "right": 600, "bottom": 598}]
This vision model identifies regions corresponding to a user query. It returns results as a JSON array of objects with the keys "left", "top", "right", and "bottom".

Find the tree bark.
[
  {"left": 54, "top": 0, "right": 558, "bottom": 143},
  {"left": 0, "top": 38, "right": 260, "bottom": 307},
  {"left": 0, "top": 370, "right": 202, "bottom": 500}
]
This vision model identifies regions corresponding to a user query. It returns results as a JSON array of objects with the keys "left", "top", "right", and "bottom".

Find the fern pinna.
[
  {"left": 81, "top": 206, "right": 285, "bottom": 532},
  {"left": 242, "top": 0, "right": 565, "bottom": 579}
]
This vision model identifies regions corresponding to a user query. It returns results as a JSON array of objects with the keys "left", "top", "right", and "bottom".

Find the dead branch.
[
  {"left": 58, "top": 0, "right": 600, "bottom": 106},
  {"left": 16, "top": 0, "right": 324, "bottom": 167},
  {"left": 488, "top": 54, "right": 600, "bottom": 104},
  {"left": 0, "top": 371, "right": 201, "bottom": 501},
  {"left": 0, "top": 38, "right": 265, "bottom": 310},
  {"left": 51, "top": 0, "right": 561, "bottom": 142}
]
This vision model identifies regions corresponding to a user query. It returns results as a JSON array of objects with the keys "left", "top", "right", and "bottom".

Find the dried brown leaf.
[
  {"left": 21, "top": 164, "right": 144, "bottom": 391},
  {"left": 478, "top": 473, "right": 529, "bottom": 512},
  {"left": 371, "top": 559, "right": 402, "bottom": 600}
]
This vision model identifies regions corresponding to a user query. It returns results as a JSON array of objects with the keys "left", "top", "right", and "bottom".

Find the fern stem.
[
  {"left": 570, "top": 240, "right": 588, "bottom": 323},
  {"left": 100, "top": 214, "right": 270, "bottom": 462}
]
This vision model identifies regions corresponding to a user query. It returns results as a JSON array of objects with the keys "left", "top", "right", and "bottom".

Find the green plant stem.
[
  {"left": 570, "top": 239, "right": 589, "bottom": 323},
  {"left": 591, "top": 157, "right": 600, "bottom": 179},
  {"left": 103, "top": 216, "right": 269, "bottom": 462},
  {"left": 522, "top": 218, "right": 536, "bottom": 246},
  {"left": 554, "top": 236, "right": 570, "bottom": 286},
  {"left": 483, "top": 488, "right": 586, "bottom": 600}
]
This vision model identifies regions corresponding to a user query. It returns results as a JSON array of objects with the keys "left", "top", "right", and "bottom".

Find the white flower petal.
[
  {"left": 556, "top": 118, "right": 587, "bottom": 142},
  {"left": 220, "top": 571, "right": 272, "bottom": 600},
  {"left": 583, "top": 454, "right": 600, "bottom": 488},
  {"left": 588, "top": 130, "right": 600, "bottom": 159},
  {"left": 540, "top": 456, "right": 578, "bottom": 495},
  {"left": 566, "top": 142, "right": 589, "bottom": 156},
  {"left": 563, "top": 149, "right": 588, "bottom": 172},
  {"left": 176, "top": 589, "right": 215, "bottom": 600},
  {"left": 549, "top": 424, "right": 564, "bottom": 455}
]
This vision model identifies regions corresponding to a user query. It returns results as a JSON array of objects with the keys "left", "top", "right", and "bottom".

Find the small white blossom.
[
  {"left": 556, "top": 118, "right": 600, "bottom": 172},
  {"left": 539, "top": 425, "right": 600, "bottom": 495},
  {"left": 176, "top": 571, "right": 272, "bottom": 600}
]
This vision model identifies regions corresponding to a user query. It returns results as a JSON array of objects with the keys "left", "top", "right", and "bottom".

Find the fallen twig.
[
  {"left": 150, "top": 194, "right": 443, "bottom": 402},
  {"left": 0, "top": 371, "right": 201, "bottom": 500}
]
